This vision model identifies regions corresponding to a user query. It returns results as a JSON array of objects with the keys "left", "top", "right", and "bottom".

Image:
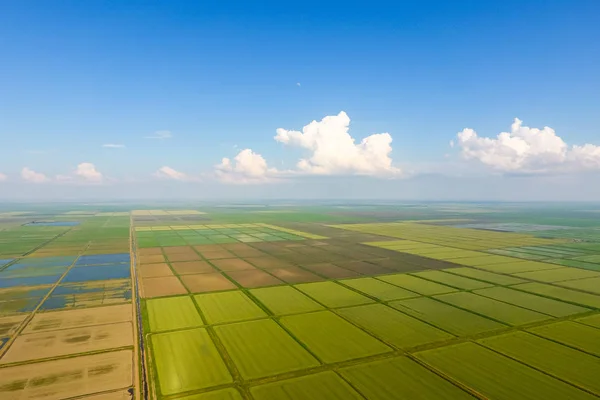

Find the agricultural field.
[{"left": 2, "top": 203, "right": 600, "bottom": 399}]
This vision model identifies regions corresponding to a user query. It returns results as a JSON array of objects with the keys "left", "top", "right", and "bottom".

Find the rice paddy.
[{"left": 1, "top": 204, "right": 600, "bottom": 399}]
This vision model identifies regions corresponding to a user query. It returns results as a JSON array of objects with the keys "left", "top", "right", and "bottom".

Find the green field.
[
  {"left": 214, "top": 319, "right": 319, "bottom": 380},
  {"left": 280, "top": 310, "right": 391, "bottom": 363},
  {"left": 2, "top": 203, "right": 600, "bottom": 399},
  {"left": 194, "top": 291, "right": 267, "bottom": 324},
  {"left": 336, "top": 303, "right": 453, "bottom": 349},
  {"left": 151, "top": 328, "right": 232, "bottom": 395},
  {"left": 416, "top": 342, "right": 597, "bottom": 400},
  {"left": 146, "top": 295, "right": 203, "bottom": 332}
]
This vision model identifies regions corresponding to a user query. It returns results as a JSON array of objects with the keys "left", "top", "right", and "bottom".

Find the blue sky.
[{"left": 1, "top": 1, "right": 599, "bottom": 200}]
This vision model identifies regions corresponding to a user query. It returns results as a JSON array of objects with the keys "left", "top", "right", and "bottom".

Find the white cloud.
[
  {"left": 154, "top": 166, "right": 189, "bottom": 181},
  {"left": 21, "top": 167, "right": 48, "bottom": 183},
  {"left": 275, "top": 111, "right": 401, "bottom": 176},
  {"left": 215, "top": 149, "right": 278, "bottom": 184},
  {"left": 0, "top": 173, "right": 7, "bottom": 182},
  {"left": 455, "top": 118, "right": 600, "bottom": 174},
  {"left": 102, "top": 144, "right": 125, "bottom": 148},
  {"left": 145, "top": 130, "right": 172, "bottom": 139},
  {"left": 296, "top": 82, "right": 301, "bottom": 87},
  {"left": 75, "top": 163, "right": 103, "bottom": 182}
]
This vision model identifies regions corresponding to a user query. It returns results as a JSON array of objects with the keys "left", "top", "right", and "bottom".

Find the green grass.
[
  {"left": 528, "top": 321, "right": 600, "bottom": 357},
  {"left": 194, "top": 290, "right": 267, "bottom": 324},
  {"left": 280, "top": 310, "right": 391, "bottom": 363},
  {"left": 250, "top": 286, "right": 324, "bottom": 315},
  {"left": 146, "top": 296, "right": 203, "bottom": 332},
  {"left": 473, "top": 286, "right": 590, "bottom": 318},
  {"left": 411, "top": 270, "right": 494, "bottom": 290},
  {"left": 390, "top": 296, "right": 505, "bottom": 336},
  {"left": 295, "top": 281, "right": 374, "bottom": 308},
  {"left": 336, "top": 303, "right": 453, "bottom": 349},
  {"left": 250, "top": 371, "right": 363, "bottom": 400},
  {"left": 214, "top": 319, "right": 319, "bottom": 380},
  {"left": 443, "top": 267, "right": 527, "bottom": 285},
  {"left": 416, "top": 342, "right": 596, "bottom": 400},
  {"left": 513, "top": 267, "right": 600, "bottom": 283},
  {"left": 340, "top": 356, "right": 473, "bottom": 399},
  {"left": 151, "top": 328, "right": 232, "bottom": 396},
  {"left": 480, "top": 331, "right": 600, "bottom": 395},
  {"left": 435, "top": 292, "right": 550, "bottom": 326},
  {"left": 512, "top": 282, "right": 600, "bottom": 308},
  {"left": 339, "top": 277, "right": 419, "bottom": 301},
  {"left": 377, "top": 274, "right": 457, "bottom": 296}
]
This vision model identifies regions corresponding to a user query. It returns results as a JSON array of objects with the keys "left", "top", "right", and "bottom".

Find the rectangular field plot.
[
  {"left": 479, "top": 331, "right": 600, "bottom": 396},
  {"left": 416, "top": 342, "right": 595, "bottom": 400},
  {"left": 443, "top": 267, "right": 527, "bottom": 285},
  {"left": 0, "top": 264, "right": 68, "bottom": 279},
  {"left": 473, "top": 286, "right": 589, "bottom": 317},
  {"left": 0, "top": 274, "right": 62, "bottom": 289},
  {"left": 411, "top": 270, "right": 494, "bottom": 290},
  {"left": 76, "top": 253, "right": 130, "bottom": 266},
  {"left": 340, "top": 356, "right": 473, "bottom": 400},
  {"left": 435, "top": 292, "right": 549, "bottom": 326},
  {"left": 477, "top": 260, "right": 562, "bottom": 274},
  {"left": 512, "top": 282, "right": 600, "bottom": 309},
  {"left": 215, "top": 319, "right": 319, "bottom": 380},
  {"left": 151, "top": 328, "right": 232, "bottom": 396},
  {"left": 280, "top": 310, "right": 391, "bottom": 363},
  {"left": 250, "top": 371, "right": 363, "bottom": 400},
  {"left": 138, "top": 263, "right": 173, "bottom": 278},
  {"left": 181, "top": 273, "right": 237, "bottom": 293},
  {"left": 194, "top": 290, "right": 266, "bottom": 324},
  {"left": 269, "top": 267, "right": 324, "bottom": 284},
  {"left": 390, "top": 297, "right": 506, "bottom": 336},
  {"left": 250, "top": 286, "right": 324, "bottom": 315},
  {"left": 171, "top": 261, "right": 216, "bottom": 275},
  {"left": 377, "top": 273, "right": 458, "bottom": 296},
  {"left": 24, "top": 303, "right": 132, "bottom": 333},
  {"left": 337, "top": 303, "right": 453, "bottom": 349},
  {"left": 528, "top": 321, "right": 600, "bottom": 357},
  {"left": 339, "top": 277, "right": 419, "bottom": 301},
  {"left": 62, "top": 264, "right": 130, "bottom": 283},
  {"left": 141, "top": 276, "right": 187, "bottom": 298},
  {"left": 0, "top": 349, "right": 133, "bottom": 400},
  {"left": 295, "top": 281, "right": 375, "bottom": 308},
  {"left": 176, "top": 388, "right": 243, "bottom": 400},
  {"left": 41, "top": 279, "right": 131, "bottom": 310},
  {"left": 558, "top": 277, "right": 600, "bottom": 295},
  {"left": 1, "top": 321, "right": 133, "bottom": 364},
  {"left": 513, "top": 267, "right": 600, "bottom": 283},
  {"left": 227, "top": 269, "right": 283, "bottom": 288},
  {"left": 147, "top": 296, "right": 203, "bottom": 332},
  {"left": 578, "top": 314, "right": 600, "bottom": 328}
]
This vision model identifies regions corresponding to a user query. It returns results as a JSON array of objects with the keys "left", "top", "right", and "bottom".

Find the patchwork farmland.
[{"left": 1, "top": 204, "right": 600, "bottom": 399}]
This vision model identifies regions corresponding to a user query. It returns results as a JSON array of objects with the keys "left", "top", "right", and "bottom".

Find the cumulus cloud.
[
  {"left": 102, "top": 144, "right": 125, "bottom": 148},
  {"left": 21, "top": 167, "right": 48, "bottom": 183},
  {"left": 455, "top": 118, "right": 600, "bottom": 174},
  {"left": 75, "top": 163, "right": 103, "bottom": 182},
  {"left": 154, "top": 166, "right": 189, "bottom": 181},
  {"left": 0, "top": 173, "right": 7, "bottom": 182},
  {"left": 275, "top": 111, "right": 401, "bottom": 176},
  {"left": 146, "top": 130, "right": 172, "bottom": 139},
  {"left": 215, "top": 149, "right": 278, "bottom": 184}
]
